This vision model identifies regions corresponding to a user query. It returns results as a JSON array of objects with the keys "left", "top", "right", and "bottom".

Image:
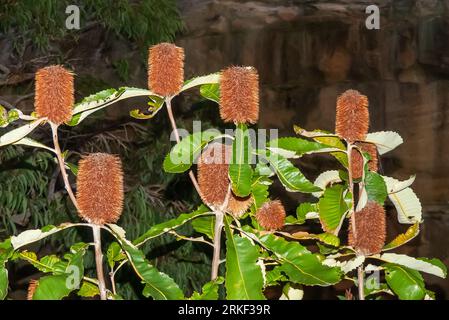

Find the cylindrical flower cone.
[
  {"left": 219, "top": 66, "right": 259, "bottom": 124},
  {"left": 197, "top": 143, "right": 253, "bottom": 216},
  {"left": 351, "top": 142, "right": 379, "bottom": 180},
  {"left": 34, "top": 65, "right": 74, "bottom": 125},
  {"left": 348, "top": 200, "right": 386, "bottom": 255},
  {"left": 76, "top": 153, "right": 124, "bottom": 225},
  {"left": 255, "top": 200, "right": 286, "bottom": 231},
  {"left": 335, "top": 89, "right": 369, "bottom": 142},
  {"left": 148, "top": 43, "right": 184, "bottom": 96},
  {"left": 27, "top": 279, "right": 39, "bottom": 300}
]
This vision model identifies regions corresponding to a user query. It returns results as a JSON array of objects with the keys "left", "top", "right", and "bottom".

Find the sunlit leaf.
[
  {"left": 318, "top": 185, "right": 350, "bottom": 234},
  {"left": 229, "top": 124, "right": 253, "bottom": 197},
  {"left": 384, "top": 263, "right": 425, "bottom": 300},
  {"left": 383, "top": 223, "right": 420, "bottom": 251},
  {"left": 365, "top": 131, "right": 403, "bottom": 155}
]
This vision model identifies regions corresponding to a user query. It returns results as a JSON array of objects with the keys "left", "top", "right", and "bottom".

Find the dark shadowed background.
[{"left": 0, "top": 0, "right": 448, "bottom": 299}]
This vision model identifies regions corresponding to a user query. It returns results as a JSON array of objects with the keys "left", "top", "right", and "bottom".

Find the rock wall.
[
  {"left": 178, "top": 0, "right": 449, "bottom": 205},
  {"left": 177, "top": 0, "right": 449, "bottom": 296}
]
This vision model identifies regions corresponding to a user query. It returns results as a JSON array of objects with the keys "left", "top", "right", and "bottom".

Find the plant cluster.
[{"left": 0, "top": 42, "right": 446, "bottom": 300}]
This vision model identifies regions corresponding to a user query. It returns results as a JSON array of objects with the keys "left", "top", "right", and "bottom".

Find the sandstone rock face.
[
  {"left": 178, "top": 0, "right": 449, "bottom": 296},
  {"left": 178, "top": 0, "right": 449, "bottom": 204}
]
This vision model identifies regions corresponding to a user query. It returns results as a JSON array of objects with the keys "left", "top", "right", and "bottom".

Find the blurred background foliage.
[{"left": 0, "top": 0, "right": 213, "bottom": 299}]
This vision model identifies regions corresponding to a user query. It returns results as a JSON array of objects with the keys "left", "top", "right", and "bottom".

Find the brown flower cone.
[
  {"left": 76, "top": 153, "right": 124, "bottom": 225},
  {"left": 148, "top": 43, "right": 184, "bottom": 96},
  {"left": 348, "top": 201, "right": 386, "bottom": 255},
  {"left": 34, "top": 65, "right": 74, "bottom": 125},
  {"left": 219, "top": 66, "right": 259, "bottom": 124},
  {"left": 351, "top": 142, "right": 379, "bottom": 179},
  {"left": 27, "top": 280, "right": 39, "bottom": 300},
  {"left": 335, "top": 89, "right": 369, "bottom": 142},
  {"left": 255, "top": 200, "right": 286, "bottom": 231},
  {"left": 197, "top": 143, "right": 253, "bottom": 216}
]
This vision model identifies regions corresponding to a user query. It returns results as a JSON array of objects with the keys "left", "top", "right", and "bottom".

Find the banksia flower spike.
[
  {"left": 197, "top": 143, "right": 253, "bottom": 216},
  {"left": 219, "top": 66, "right": 259, "bottom": 124},
  {"left": 335, "top": 89, "right": 369, "bottom": 143},
  {"left": 351, "top": 142, "right": 379, "bottom": 180},
  {"left": 348, "top": 200, "right": 386, "bottom": 255},
  {"left": 34, "top": 65, "right": 74, "bottom": 125},
  {"left": 27, "top": 279, "right": 39, "bottom": 300},
  {"left": 76, "top": 153, "right": 124, "bottom": 225},
  {"left": 148, "top": 43, "right": 184, "bottom": 96},
  {"left": 255, "top": 200, "right": 286, "bottom": 231}
]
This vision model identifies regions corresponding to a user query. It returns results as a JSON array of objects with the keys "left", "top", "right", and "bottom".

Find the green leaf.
[
  {"left": 163, "top": 130, "right": 221, "bottom": 173},
  {"left": 365, "top": 131, "right": 403, "bottom": 155},
  {"left": 191, "top": 216, "right": 215, "bottom": 240},
  {"left": 0, "top": 266, "right": 7, "bottom": 300},
  {"left": 318, "top": 185, "right": 350, "bottom": 234},
  {"left": 258, "top": 233, "right": 342, "bottom": 286},
  {"left": 257, "top": 150, "right": 320, "bottom": 193},
  {"left": 383, "top": 223, "right": 420, "bottom": 251},
  {"left": 268, "top": 137, "right": 339, "bottom": 157},
  {"left": 107, "top": 242, "right": 126, "bottom": 269},
  {"left": 251, "top": 175, "right": 271, "bottom": 211},
  {"left": 130, "top": 95, "right": 165, "bottom": 120},
  {"left": 69, "top": 87, "right": 158, "bottom": 126},
  {"left": 32, "top": 274, "right": 73, "bottom": 300},
  {"left": 77, "top": 281, "right": 99, "bottom": 298},
  {"left": 13, "top": 137, "right": 55, "bottom": 153},
  {"left": 229, "top": 124, "right": 253, "bottom": 197},
  {"left": 134, "top": 205, "right": 211, "bottom": 246},
  {"left": 0, "top": 118, "right": 46, "bottom": 147},
  {"left": 200, "top": 83, "right": 220, "bottom": 103},
  {"left": 181, "top": 73, "right": 220, "bottom": 92},
  {"left": 384, "top": 263, "right": 426, "bottom": 300},
  {"left": 379, "top": 253, "right": 447, "bottom": 278},
  {"left": 296, "top": 202, "right": 318, "bottom": 223},
  {"left": 10, "top": 223, "right": 79, "bottom": 250},
  {"left": 190, "top": 277, "right": 224, "bottom": 300},
  {"left": 224, "top": 218, "right": 265, "bottom": 300},
  {"left": 365, "top": 172, "right": 388, "bottom": 204},
  {"left": 111, "top": 229, "right": 184, "bottom": 300}
]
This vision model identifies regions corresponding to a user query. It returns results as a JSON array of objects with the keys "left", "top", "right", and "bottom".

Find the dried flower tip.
[
  {"left": 197, "top": 143, "right": 253, "bottom": 216},
  {"left": 348, "top": 201, "right": 386, "bottom": 255},
  {"left": 227, "top": 195, "right": 253, "bottom": 218},
  {"left": 351, "top": 142, "right": 379, "bottom": 180},
  {"left": 357, "top": 142, "right": 378, "bottom": 172},
  {"left": 219, "top": 66, "right": 259, "bottom": 124},
  {"left": 148, "top": 43, "right": 184, "bottom": 96},
  {"left": 255, "top": 200, "right": 286, "bottom": 231},
  {"left": 27, "top": 280, "right": 39, "bottom": 300},
  {"left": 76, "top": 153, "right": 124, "bottom": 225},
  {"left": 335, "top": 89, "right": 369, "bottom": 142},
  {"left": 34, "top": 65, "right": 74, "bottom": 125}
]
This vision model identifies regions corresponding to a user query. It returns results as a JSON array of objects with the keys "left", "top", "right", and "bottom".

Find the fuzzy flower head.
[
  {"left": 76, "top": 153, "right": 124, "bottom": 225},
  {"left": 34, "top": 65, "right": 74, "bottom": 125},
  {"left": 219, "top": 66, "right": 259, "bottom": 124},
  {"left": 351, "top": 142, "right": 379, "bottom": 179},
  {"left": 348, "top": 200, "right": 386, "bottom": 255},
  {"left": 197, "top": 143, "right": 253, "bottom": 216},
  {"left": 335, "top": 89, "right": 369, "bottom": 142},
  {"left": 148, "top": 43, "right": 184, "bottom": 96},
  {"left": 255, "top": 200, "right": 286, "bottom": 231},
  {"left": 27, "top": 280, "right": 39, "bottom": 300}
]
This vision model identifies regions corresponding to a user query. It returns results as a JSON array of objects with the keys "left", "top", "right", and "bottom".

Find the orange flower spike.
[
  {"left": 76, "top": 153, "right": 124, "bottom": 225},
  {"left": 219, "top": 66, "right": 259, "bottom": 124},
  {"left": 348, "top": 201, "right": 386, "bottom": 255},
  {"left": 335, "top": 89, "right": 369, "bottom": 142},
  {"left": 34, "top": 65, "right": 74, "bottom": 125},
  {"left": 255, "top": 200, "right": 286, "bottom": 231},
  {"left": 148, "top": 43, "right": 184, "bottom": 96}
]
